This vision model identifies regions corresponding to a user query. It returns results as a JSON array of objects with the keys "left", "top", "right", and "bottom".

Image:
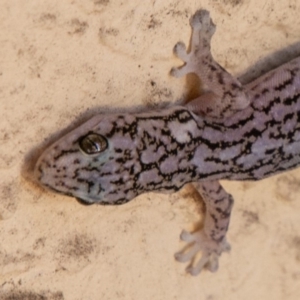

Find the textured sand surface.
[{"left": 1, "top": 1, "right": 300, "bottom": 299}]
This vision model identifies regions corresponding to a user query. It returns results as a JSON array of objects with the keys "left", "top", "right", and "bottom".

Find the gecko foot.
[
  {"left": 175, "top": 229, "right": 230, "bottom": 276},
  {"left": 170, "top": 9, "right": 215, "bottom": 79}
]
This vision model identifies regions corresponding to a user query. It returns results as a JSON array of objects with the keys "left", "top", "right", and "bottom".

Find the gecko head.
[
  {"left": 34, "top": 107, "right": 196, "bottom": 205},
  {"left": 34, "top": 113, "right": 145, "bottom": 205}
]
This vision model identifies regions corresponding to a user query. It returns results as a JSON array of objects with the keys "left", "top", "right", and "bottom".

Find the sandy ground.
[{"left": 1, "top": 0, "right": 300, "bottom": 299}]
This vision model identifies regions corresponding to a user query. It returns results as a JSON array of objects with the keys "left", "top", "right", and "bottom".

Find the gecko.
[{"left": 34, "top": 10, "right": 300, "bottom": 275}]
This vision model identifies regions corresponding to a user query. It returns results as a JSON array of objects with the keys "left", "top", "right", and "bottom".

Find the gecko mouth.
[
  {"left": 76, "top": 197, "right": 95, "bottom": 206},
  {"left": 40, "top": 183, "right": 76, "bottom": 199},
  {"left": 45, "top": 184, "right": 96, "bottom": 205}
]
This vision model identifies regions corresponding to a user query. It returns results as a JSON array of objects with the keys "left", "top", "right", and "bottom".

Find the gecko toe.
[
  {"left": 173, "top": 41, "right": 189, "bottom": 61},
  {"left": 191, "top": 9, "right": 216, "bottom": 38}
]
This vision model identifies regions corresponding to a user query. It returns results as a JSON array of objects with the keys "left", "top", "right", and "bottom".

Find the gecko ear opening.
[{"left": 78, "top": 133, "right": 108, "bottom": 156}]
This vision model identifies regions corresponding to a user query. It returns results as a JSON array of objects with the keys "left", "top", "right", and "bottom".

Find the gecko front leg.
[
  {"left": 175, "top": 181, "right": 233, "bottom": 275},
  {"left": 171, "top": 10, "right": 249, "bottom": 119}
]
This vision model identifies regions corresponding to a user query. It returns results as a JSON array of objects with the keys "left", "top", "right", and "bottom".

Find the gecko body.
[{"left": 34, "top": 10, "right": 300, "bottom": 275}]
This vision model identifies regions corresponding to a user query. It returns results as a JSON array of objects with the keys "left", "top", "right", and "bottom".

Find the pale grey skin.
[{"left": 34, "top": 10, "right": 300, "bottom": 275}]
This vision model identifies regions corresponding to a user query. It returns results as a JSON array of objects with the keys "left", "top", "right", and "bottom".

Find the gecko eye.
[{"left": 79, "top": 133, "right": 108, "bottom": 155}]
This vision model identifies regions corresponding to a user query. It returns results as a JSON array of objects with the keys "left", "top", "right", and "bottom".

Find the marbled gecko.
[{"left": 34, "top": 10, "right": 300, "bottom": 275}]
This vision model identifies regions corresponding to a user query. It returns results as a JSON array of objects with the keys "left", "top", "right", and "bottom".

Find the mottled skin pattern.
[{"left": 34, "top": 10, "right": 300, "bottom": 275}]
